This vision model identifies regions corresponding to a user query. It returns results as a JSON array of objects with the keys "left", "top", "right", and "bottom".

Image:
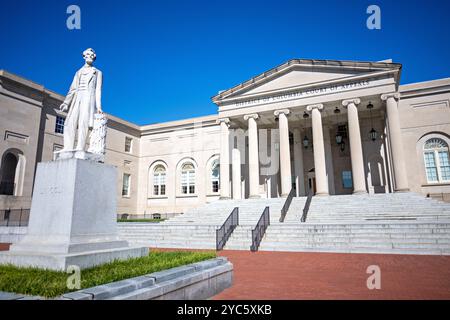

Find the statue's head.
[{"left": 82, "top": 48, "right": 96, "bottom": 65}]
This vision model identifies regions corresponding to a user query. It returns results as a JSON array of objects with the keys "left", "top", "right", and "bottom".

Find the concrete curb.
[{"left": 0, "top": 257, "right": 233, "bottom": 300}]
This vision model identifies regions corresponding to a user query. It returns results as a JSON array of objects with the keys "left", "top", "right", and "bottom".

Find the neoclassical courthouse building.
[{"left": 1, "top": 59, "right": 450, "bottom": 217}]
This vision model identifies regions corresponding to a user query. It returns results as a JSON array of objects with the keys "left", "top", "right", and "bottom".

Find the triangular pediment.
[{"left": 212, "top": 59, "right": 401, "bottom": 104}]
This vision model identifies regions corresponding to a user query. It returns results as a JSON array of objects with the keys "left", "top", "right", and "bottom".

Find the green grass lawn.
[
  {"left": 0, "top": 250, "right": 216, "bottom": 298},
  {"left": 117, "top": 218, "right": 166, "bottom": 223}
]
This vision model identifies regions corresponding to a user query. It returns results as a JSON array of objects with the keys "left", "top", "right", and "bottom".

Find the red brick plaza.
[
  {"left": 214, "top": 250, "right": 450, "bottom": 300},
  {"left": 1, "top": 244, "right": 449, "bottom": 299}
]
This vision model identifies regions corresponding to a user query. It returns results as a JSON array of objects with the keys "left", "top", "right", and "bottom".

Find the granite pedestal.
[{"left": 0, "top": 158, "right": 148, "bottom": 271}]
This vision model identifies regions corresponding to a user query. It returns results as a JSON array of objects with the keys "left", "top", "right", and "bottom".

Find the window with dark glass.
[
  {"left": 211, "top": 160, "right": 219, "bottom": 193},
  {"left": 55, "top": 116, "right": 65, "bottom": 134},
  {"left": 125, "top": 137, "right": 132, "bottom": 153},
  {"left": 122, "top": 173, "right": 131, "bottom": 196}
]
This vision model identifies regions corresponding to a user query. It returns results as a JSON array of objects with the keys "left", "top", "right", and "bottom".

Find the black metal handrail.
[
  {"left": 216, "top": 207, "right": 239, "bottom": 251},
  {"left": 279, "top": 188, "right": 296, "bottom": 222},
  {"left": 251, "top": 206, "right": 270, "bottom": 252},
  {"left": 301, "top": 188, "right": 314, "bottom": 222},
  {"left": 0, "top": 208, "right": 30, "bottom": 227}
]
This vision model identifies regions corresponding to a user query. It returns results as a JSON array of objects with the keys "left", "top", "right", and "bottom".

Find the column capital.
[
  {"left": 342, "top": 98, "right": 361, "bottom": 107},
  {"left": 244, "top": 113, "right": 259, "bottom": 121},
  {"left": 216, "top": 117, "right": 230, "bottom": 125},
  {"left": 306, "top": 104, "right": 323, "bottom": 112},
  {"left": 381, "top": 92, "right": 400, "bottom": 101},
  {"left": 274, "top": 109, "right": 290, "bottom": 117}
]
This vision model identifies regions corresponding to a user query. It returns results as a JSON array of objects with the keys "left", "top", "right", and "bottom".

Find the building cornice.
[
  {"left": 399, "top": 78, "right": 450, "bottom": 99},
  {"left": 140, "top": 114, "right": 219, "bottom": 136},
  {"left": 211, "top": 58, "right": 402, "bottom": 103}
]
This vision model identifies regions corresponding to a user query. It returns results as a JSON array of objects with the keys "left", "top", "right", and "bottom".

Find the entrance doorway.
[
  {"left": 307, "top": 169, "right": 316, "bottom": 195},
  {"left": 0, "top": 149, "right": 25, "bottom": 196}
]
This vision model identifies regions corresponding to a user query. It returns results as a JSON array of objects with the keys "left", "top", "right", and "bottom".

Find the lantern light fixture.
[
  {"left": 335, "top": 132, "right": 343, "bottom": 145},
  {"left": 367, "top": 101, "right": 378, "bottom": 142},
  {"left": 335, "top": 131, "right": 345, "bottom": 151},
  {"left": 369, "top": 128, "right": 378, "bottom": 142},
  {"left": 303, "top": 135, "right": 309, "bottom": 149}
]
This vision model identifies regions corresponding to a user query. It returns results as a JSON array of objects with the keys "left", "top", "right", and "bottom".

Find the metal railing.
[
  {"left": 216, "top": 207, "right": 239, "bottom": 251},
  {"left": 301, "top": 188, "right": 314, "bottom": 222},
  {"left": 279, "top": 188, "right": 296, "bottom": 222},
  {"left": 251, "top": 206, "right": 270, "bottom": 252},
  {"left": 0, "top": 182, "right": 15, "bottom": 195},
  {"left": 0, "top": 209, "right": 30, "bottom": 227}
]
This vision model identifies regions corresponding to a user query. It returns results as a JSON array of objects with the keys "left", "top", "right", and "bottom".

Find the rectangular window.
[
  {"left": 212, "top": 181, "right": 219, "bottom": 193},
  {"left": 153, "top": 173, "right": 166, "bottom": 196},
  {"left": 122, "top": 173, "right": 131, "bottom": 196},
  {"left": 125, "top": 137, "right": 133, "bottom": 153},
  {"left": 424, "top": 152, "right": 438, "bottom": 182},
  {"left": 181, "top": 170, "right": 195, "bottom": 194},
  {"left": 438, "top": 151, "right": 450, "bottom": 181},
  {"left": 55, "top": 116, "right": 65, "bottom": 134},
  {"left": 342, "top": 171, "right": 353, "bottom": 189}
]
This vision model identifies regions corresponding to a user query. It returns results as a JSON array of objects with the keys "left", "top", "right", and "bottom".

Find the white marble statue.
[
  {"left": 60, "top": 48, "right": 103, "bottom": 152},
  {"left": 87, "top": 112, "right": 108, "bottom": 161}
]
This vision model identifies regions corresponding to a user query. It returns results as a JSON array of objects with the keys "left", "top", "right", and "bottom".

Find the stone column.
[
  {"left": 274, "top": 109, "right": 292, "bottom": 197},
  {"left": 217, "top": 118, "right": 231, "bottom": 199},
  {"left": 293, "top": 127, "right": 306, "bottom": 196},
  {"left": 323, "top": 124, "right": 335, "bottom": 195},
  {"left": 232, "top": 148, "right": 242, "bottom": 199},
  {"left": 342, "top": 98, "right": 367, "bottom": 194},
  {"left": 306, "top": 104, "right": 328, "bottom": 196},
  {"left": 244, "top": 114, "right": 260, "bottom": 198},
  {"left": 381, "top": 93, "right": 409, "bottom": 191}
]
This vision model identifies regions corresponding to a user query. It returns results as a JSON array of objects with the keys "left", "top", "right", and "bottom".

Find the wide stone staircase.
[
  {"left": 118, "top": 192, "right": 450, "bottom": 255},
  {"left": 259, "top": 222, "right": 450, "bottom": 255},
  {"left": 118, "top": 198, "right": 285, "bottom": 249},
  {"left": 286, "top": 192, "right": 450, "bottom": 223}
]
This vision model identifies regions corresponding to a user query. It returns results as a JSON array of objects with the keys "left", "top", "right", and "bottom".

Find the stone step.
[
  {"left": 259, "top": 241, "right": 450, "bottom": 250},
  {"left": 118, "top": 193, "right": 450, "bottom": 254},
  {"left": 256, "top": 246, "right": 450, "bottom": 255}
]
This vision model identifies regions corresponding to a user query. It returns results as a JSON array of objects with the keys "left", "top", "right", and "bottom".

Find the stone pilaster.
[
  {"left": 381, "top": 93, "right": 409, "bottom": 192},
  {"left": 217, "top": 118, "right": 231, "bottom": 199}
]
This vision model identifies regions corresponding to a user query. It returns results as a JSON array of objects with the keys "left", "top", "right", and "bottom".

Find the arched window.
[
  {"left": 181, "top": 162, "right": 195, "bottom": 194},
  {"left": 211, "top": 159, "right": 220, "bottom": 193},
  {"left": 0, "top": 153, "right": 18, "bottom": 195},
  {"left": 153, "top": 165, "right": 166, "bottom": 196},
  {"left": 424, "top": 138, "right": 450, "bottom": 183}
]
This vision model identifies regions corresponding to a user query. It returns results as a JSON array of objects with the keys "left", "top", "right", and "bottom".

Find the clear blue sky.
[{"left": 1, "top": 0, "right": 449, "bottom": 125}]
